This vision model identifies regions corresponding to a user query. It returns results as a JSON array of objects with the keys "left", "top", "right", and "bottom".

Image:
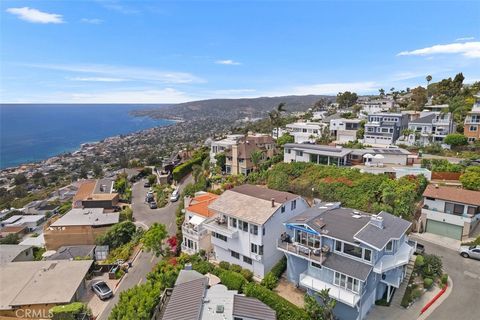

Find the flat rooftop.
[
  {"left": 0, "top": 245, "right": 32, "bottom": 264},
  {"left": 50, "top": 208, "right": 119, "bottom": 227},
  {"left": 0, "top": 260, "right": 93, "bottom": 309}
]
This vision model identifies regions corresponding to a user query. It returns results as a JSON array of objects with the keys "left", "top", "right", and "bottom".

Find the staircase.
[{"left": 391, "top": 258, "right": 416, "bottom": 307}]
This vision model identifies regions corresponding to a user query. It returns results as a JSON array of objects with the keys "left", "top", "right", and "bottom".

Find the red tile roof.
[{"left": 186, "top": 193, "right": 219, "bottom": 218}]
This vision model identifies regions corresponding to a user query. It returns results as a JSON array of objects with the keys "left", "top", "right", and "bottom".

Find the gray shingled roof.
[
  {"left": 46, "top": 245, "right": 95, "bottom": 261},
  {"left": 323, "top": 253, "right": 372, "bottom": 281},
  {"left": 162, "top": 274, "right": 208, "bottom": 320},
  {"left": 233, "top": 295, "right": 276, "bottom": 320},
  {"left": 316, "top": 208, "right": 370, "bottom": 242},
  {"left": 409, "top": 114, "right": 435, "bottom": 125},
  {"left": 284, "top": 143, "right": 353, "bottom": 157},
  {"left": 354, "top": 211, "right": 411, "bottom": 250}
]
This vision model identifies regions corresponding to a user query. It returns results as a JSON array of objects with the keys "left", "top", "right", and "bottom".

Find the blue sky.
[{"left": 1, "top": 0, "right": 479, "bottom": 103}]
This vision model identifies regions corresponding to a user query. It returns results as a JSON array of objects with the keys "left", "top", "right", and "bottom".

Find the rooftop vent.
[
  {"left": 184, "top": 263, "right": 192, "bottom": 270},
  {"left": 271, "top": 198, "right": 275, "bottom": 207},
  {"left": 216, "top": 305, "right": 224, "bottom": 313}
]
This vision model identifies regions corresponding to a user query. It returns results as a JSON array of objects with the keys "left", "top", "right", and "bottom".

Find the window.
[
  {"left": 285, "top": 149, "right": 291, "bottom": 154},
  {"left": 385, "top": 241, "right": 393, "bottom": 252},
  {"left": 243, "top": 256, "right": 253, "bottom": 265},
  {"left": 263, "top": 227, "right": 266, "bottom": 236},
  {"left": 470, "top": 126, "right": 478, "bottom": 132},
  {"left": 231, "top": 250, "right": 240, "bottom": 259},
  {"left": 230, "top": 217, "right": 237, "bottom": 228},
  {"left": 364, "top": 249, "right": 372, "bottom": 262},
  {"left": 251, "top": 243, "right": 258, "bottom": 254},
  {"left": 335, "top": 240, "right": 342, "bottom": 252},
  {"left": 445, "top": 202, "right": 464, "bottom": 215},
  {"left": 311, "top": 262, "right": 322, "bottom": 269},
  {"left": 281, "top": 205, "right": 285, "bottom": 213},
  {"left": 291, "top": 200, "right": 297, "bottom": 210},
  {"left": 296, "top": 151, "right": 303, "bottom": 156},
  {"left": 259, "top": 245, "right": 264, "bottom": 255},
  {"left": 212, "top": 232, "right": 227, "bottom": 242},
  {"left": 343, "top": 243, "right": 363, "bottom": 259},
  {"left": 250, "top": 225, "right": 258, "bottom": 235},
  {"left": 334, "top": 272, "right": 360, "bottom": 293},
  {"left": 241, "top": 221, "right": 249, "bottom": 232}
]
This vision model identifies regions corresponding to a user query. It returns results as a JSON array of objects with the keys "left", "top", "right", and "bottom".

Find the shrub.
[
  {"left": 422, "top": 254, "right": 443, "bottom": 278},
  {"left": 219, "top": 261, "right": 231, "bottom": 270},
  {"left": 444, "top": 133, "right": 468, "bottom": 147},
  {"left": 240, "top": 268, "right": 254, "bottom": 282},
  {"left": 412, "top": 289, "right": 423, "bottom": 299},
  {"left": 270, "top": 257, "right": 287, "bottom": 278},
  {"left": 105, "top": 242, "right": 135, "bottom": 263},
  {"left": 230, "top": 264, "right": 242, "bottom": 273},
  {"left": 50, "top": 302, "right": 90, "bottom": 320},
  {"left": 219, "top": 270, "right": 247, "bottom": 293},
  {"left": 460, "top": 166, "right": 480, "bottom": 191},
  {"left": 441, "top": 274, "right": 448, "bottom": 285},
  {"left": 192, "top": 260, "right": 215, "bottom": 275},
  {"left": 243, "top": 283, "right": 309, "bottom": 320},
  {"left": 172, "top": 154, "right": 206, "bottom": 182},
  {"left": 415, "top": 255, "right": 425, "bottom": 268},
  {"left": 96, "top": 221, "right": 137, "bottom": 249},
  {"left": 261, "top": 272, "right": 279, "bottom": 290},
  {"left": 423, "top": 278, "right": 434, "bottom": 289},
  {"left": 400, "top": 285, "right": 413, "bottom": 308}
]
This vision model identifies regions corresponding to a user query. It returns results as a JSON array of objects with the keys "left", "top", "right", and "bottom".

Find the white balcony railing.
[
  {"left": 300, "top": 272, "right": 360, "bottom": 307},
  {"left": 373, "top": 242, "right": 413, "bottom": 274},
  {"left": 277, "top": 239, "right": 326, "bottom": 265},
  {"left": 422, "top": 208, "right": 472, "bottom": 225},
  {"left": 203, "top": 220, "right": 238, "bottom": 238}
]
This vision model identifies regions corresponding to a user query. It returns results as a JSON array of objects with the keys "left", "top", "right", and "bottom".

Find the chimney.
[
  {"left": 434, "top": 184, "right": 439, "bottom": 189},
  {"left": 271, "top": 198, "right": 275, "bottom": 207},
  {"left": 370, "top": 215, "right": 384, "bottom": 229}
]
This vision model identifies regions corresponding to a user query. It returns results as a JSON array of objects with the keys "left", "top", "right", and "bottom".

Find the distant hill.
[{"left": 131, "top": 95, "right": 333, "bottom": 121}]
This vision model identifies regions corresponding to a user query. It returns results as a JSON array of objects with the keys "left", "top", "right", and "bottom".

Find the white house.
[
  {"left": 203, "top": 185, "right": 309, "bottom": 278},
  {"left": 278, "top": 121, "right": 327, "bottom": 143},
  {"left": 209, "top": 134, "right": 245, "bottom": 165},
  {"left": 329, "top": 118, "right": 362, "bottom": 143},
  {"left": 0, "top": 215, "right": 45, "bottom": 232},
  {"left": 181, "top": 192, "right": 219, "bottom": 255}
]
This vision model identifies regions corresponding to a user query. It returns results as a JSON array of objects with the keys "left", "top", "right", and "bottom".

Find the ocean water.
[{"left": 0, "top": 104, "right": 171, "bottom": 169}]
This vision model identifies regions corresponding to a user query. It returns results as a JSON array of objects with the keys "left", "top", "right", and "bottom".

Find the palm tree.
[
  {"left": 270, "top": 102, "right": 286, "bottom": 139},
  {"left": 379, "top": 88, "right": 385, "bottom": 97},
  {"left": 426, "top": 75, "right": 432, "bottom": 97},
  {"left": 250, "top": 150, "right": 263, "bottom": 172},
  {"left": 276, "top": 102, "right": 286, "bottom": 113}
]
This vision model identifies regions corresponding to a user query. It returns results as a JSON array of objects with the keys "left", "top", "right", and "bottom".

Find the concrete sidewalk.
[{"left": 410, "top": 233, "right": 461, "bottom": 251}]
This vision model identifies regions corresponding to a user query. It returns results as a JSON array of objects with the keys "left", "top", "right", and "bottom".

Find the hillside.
[{"left": 131, "top": 95, "right": 332, "bottom": 121}]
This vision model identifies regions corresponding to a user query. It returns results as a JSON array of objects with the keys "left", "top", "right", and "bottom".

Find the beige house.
[
  {"left": 44, "top": 208, "right": 119, "bottom": 250},
  {"left": 225, "top": 134, "right": 276, "bottom": 175},
  {"left": 0, "top": 260, "right": 92, "bottom": 319},
  {"left": 0, "top": 245, "right": 34, "bottom": 264},
  {"left": 73, "top": 179, "right": 119, "bottom": 210}
]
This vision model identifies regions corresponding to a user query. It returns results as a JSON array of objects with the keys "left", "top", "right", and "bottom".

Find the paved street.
[
  {"left": 412, "top": 236, "right": 480, "bottom": 320},
  {"left": 97, "top": 175, "right": 192, "bottom": 319},
  {"left": 132, "top": 175, "right": 193, "bottom": 234}
]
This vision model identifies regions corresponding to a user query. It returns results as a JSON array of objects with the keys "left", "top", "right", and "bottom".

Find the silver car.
[
  {"left": 92, "top": 281, "right": 113, "bottom": 300},
  {"left": 459, "top": 245, "right": 480, "bottom": 260}
]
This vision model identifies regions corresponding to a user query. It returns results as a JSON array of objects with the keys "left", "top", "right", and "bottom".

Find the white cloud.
[
  {"left": 397, "top": 41, "right": 480, "bottom": 58},
  {"left": 26, "top": 63, "right": 205, "bottom": 84},
  {"left": 67, "top": 77, "right": 126, "bottom": 82},
  {"left": 81, "top": 18, "right": 103, "bottom": 24},
  {"left": 215, "top": 59, "right": 241, "bottom": 65},
  {"left": 6, "top": 7, "right": 64, "bottom": 24},
  {"left": 276, "top": 81, "right": 378, "bottom": 96},
  {"left": 455, "top": 37, "right": 475, "bottom": 42}
]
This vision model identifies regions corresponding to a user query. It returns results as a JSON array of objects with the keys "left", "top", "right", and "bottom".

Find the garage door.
[{"left": 426, "top": 219, "right": 463, "bottom": 240}]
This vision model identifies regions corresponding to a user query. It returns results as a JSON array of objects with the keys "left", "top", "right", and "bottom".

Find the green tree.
[
  {"left": 0, "top": 234, "right": 19, "bottom": 244},
  {"left": 250, "top": 150, "right": 263, "bottom": 172},
  {"left": 147, "top": 174, "right": 157, "bottom": 186},
  {"left": 356, "top": 120, "right": 366, "bottom": 140},
  {"left": 304, "top": 289, "right": 337, "bottom": 320},
  {"left": 411, "top": 86, "right": 427, "bottom": 112},
  {"left": 460, "top": 166, "right": 480, "bottom": 191},
  {"left": 192, "top": 164, "right": 203, "bottom": 183},
  {"left": 444, "top": 133, "right": 468, "bottom": 147},
  {"left": 13, "top": 173, "right": 27, "bottom": 185},
  {"left": 142, "top": 223, "right": 168, "bottom": 257},
  {"left": 215, "top": 152, "right": 226, "bottom": 171},
  {"left": 276, "top": 133, "right": 294, "bottom": 147},
  {"left": 379, "top": 88, "right": 385, "bottom": 97},
  {"left": 426, "top": 75, "right": 433, "bottom": 97},
  {"left": 336, "top": 91, "right": 358, "bottom": 108},
  {"left": 96, "top": 221, "right": 137, "bottom": 249}
]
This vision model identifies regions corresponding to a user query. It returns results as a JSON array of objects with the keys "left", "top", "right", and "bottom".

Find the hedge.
[
  {"left": 172, "top": 154, "right": 206, "bottom": 181},
  {"left": 243, "top": 283, "right": 309, "bottom": 320},
  {"left": 270, "top": 256, "right": 287, "bottom": 278},
  {"left": 219, "top": 269, "right": 247, "bottom": 293},
  {"left": 50, "top": 302, "right": 89, "bottom": 320}
]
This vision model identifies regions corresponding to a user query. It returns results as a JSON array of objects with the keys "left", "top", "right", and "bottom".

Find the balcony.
[
  {"left": 181, "top": 244, "right": 198, "bottom": 255},
  {"left": 373, "top": 242, "right": 413, "bottom": 274},
  {"left": 203, "top": 218, "right": 238, "bottom": 239},
  {"left": 277, "top": 239, "right": 327, "bottom": 265},
  {"left": 300, "top": 272, "right": 360, "bottom": 307},
  {"left": 182, "top": 224, "right": 208, "bottom": 241},
  {"left": 422, "top": 207, "right": 472, "bottom": 226}
]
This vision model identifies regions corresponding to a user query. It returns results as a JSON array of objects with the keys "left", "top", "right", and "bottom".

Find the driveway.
[{"left": 132, "top": 174, "right": 193, "bottom": 234}]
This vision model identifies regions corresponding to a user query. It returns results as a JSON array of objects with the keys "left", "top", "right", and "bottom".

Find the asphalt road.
[
  {"left": 132, "top": 175, "right": 193, "bottom": 234},
  {"left": 98, "top": 175, "right": 192, "bottom": 319},
  {"left": 410, "top": 235, "right": 480, "bottom": 320}
]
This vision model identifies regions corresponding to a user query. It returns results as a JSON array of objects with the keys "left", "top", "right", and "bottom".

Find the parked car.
[
  {"left": 149, "top": 202, "right": 158, "bottom": 209},
  {"left": 92, "top": 281, "right": 113, "bottom": 300},
  {"left": 146, "top": 191, "right": 154, "bottom": 203},
  {"left": 459, "top": 245, "right": 480, "bottom": 260},
  {"left": 170, "top": 188, "right": 179, "bottom": 202},
  {"left": 144, "top": 182, "right": 150, "bottom": 188},
  {"left": 408, "top": 240, "right": 425, "bottom": 255}
]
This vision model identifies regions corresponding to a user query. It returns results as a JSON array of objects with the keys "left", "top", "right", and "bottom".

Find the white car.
[
  {"left": 459, "top": 245, "right": 480, "bottom": 260},
  {"left": 170, "top": 188, "right": 179, "bottom": 202}
]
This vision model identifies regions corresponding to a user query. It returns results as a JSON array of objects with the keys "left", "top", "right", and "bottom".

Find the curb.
[{"left": 418, "top": 277, "right": 453, "bottom": 320}]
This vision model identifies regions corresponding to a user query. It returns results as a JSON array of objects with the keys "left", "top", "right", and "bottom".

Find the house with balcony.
[
  {"left": 278, "top": 202, "right": 413, "bottom": 320},
  {"left": 282, "top": 121, "right": 327, "bottom": 143},
  {"left": 464, "top": 96, "right": 480, "bottom": 143},
  {"left": 72, "top": 179, "right": 119, "bottom": 210},
  {"left": 224, "top": 134, "right": 276, "bottom": 175},
  {"left": 181, "top": 192, "right": 219, "bottom": 255},
  {"left": 420, "top": 185, "right": 480, "bottom": 240},
  {"left": 404, "top": 105, "right": 455, "bottom": 146},
  {"left": 203, "top": 185, "right": 309, "bottom": 278},
  {"left": 209, "top": 134, "right": 245, "bottom": 165},
  {"left": 329, "top": 118, "right": 362, "bottom": 143},
  {"left": 363, "top": 113, "right": 409, "bottom": 146}
]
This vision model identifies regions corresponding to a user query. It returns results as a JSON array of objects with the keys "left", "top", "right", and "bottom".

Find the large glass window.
[
  {"left": 250, "top": 225, "right": 258, "bottom": 235},
  {"left": 291, "top": 200, "right": 297, "bottom": 210},
  {"left": 251, "top": 243, "right": 258, "bottom": 254},
  {"left": 445, "top": 202, "right": 464, "bottom": 215},
  {"left": 364, "top": 249, "right": 372, "bottom": 262},
  {"left": 295, "top": 230, "right": 320, "bottom": 248},
  {"left": 231, "top": 251, "right": 240, "bottom": 259},
  {"left": 343, "top": 243, "right": 363, "bottom": 259},
  {"left": 385, "top": 241, "right": 393, "bottom": 252},
  {"left": 241, "top": 221, "right": 249, "bottom": 232},
  {"left": 243, "top": 256, "right": 253, "bottom": 265},
  {"left": 230, "top": 217, "right": 237, "bottom": 228},
  {"left": 335, "top": 240, "right": 342, "bottom": 252},
  {"left": 334, "top": 272, "right": 360, "bottom": 293}
]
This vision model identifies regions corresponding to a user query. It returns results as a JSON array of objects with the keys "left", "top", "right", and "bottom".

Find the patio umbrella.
[
  {"left": 373, "top": 154, "right": 385, "bottom": 159},
  {"left": 362, "top": 153, "right": 373, "bottom": 159}
]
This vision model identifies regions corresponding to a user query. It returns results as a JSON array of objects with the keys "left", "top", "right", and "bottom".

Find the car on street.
[
  {"left": 144, "top": 182, "right": 150, "bottom": 188},
  {"left": 149, "top": 202, "right": 158, "bottom": 209},
  {"left": 459, "top": 245, "right": 480, "bottom": 260},
  {"left": 92, "top": 281, "right": 113, "bottom": 300},
  {"left": 146, "top": 191, "right": 154, "bottom": 203},
  {"left": 170, "top": 188, "right": 179, "bottom": 202}
]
